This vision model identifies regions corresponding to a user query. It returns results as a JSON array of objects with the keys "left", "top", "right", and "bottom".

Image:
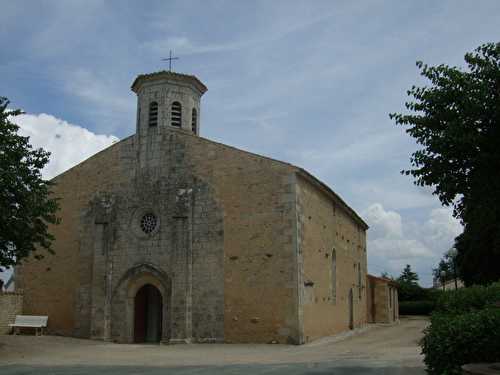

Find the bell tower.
[{"left": 131, "top": 71, "right": 208, "bottom": 136}]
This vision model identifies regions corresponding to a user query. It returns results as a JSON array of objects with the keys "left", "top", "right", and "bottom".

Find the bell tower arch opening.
[
  {"left": 131, "top": 71, "right": 207, "bottom": 136},
  {"left": 134, "top": 284, "right": 163, "bottom": 343}
]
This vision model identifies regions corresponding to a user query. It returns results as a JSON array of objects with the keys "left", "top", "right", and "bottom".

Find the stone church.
[{"left": 16, "top": 71, "right": 369, "bottom": 345}]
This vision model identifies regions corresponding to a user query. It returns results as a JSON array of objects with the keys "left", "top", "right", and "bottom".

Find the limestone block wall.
[
  {"left": 366, "top": 275, "right": 399, "bottom": 323},
  {"left": 15, "top": 124, "right": 368, "bottom": 344},
  {"left": 386, "top": 285, "right": 398, "bottom": 322},
  {"left": 391, "top": 287, "right": 399, "bottom": 322},
  {"left": 367, "top": 276, "right": 375, "bottom": 323},
  {"left": 0, "top": 292, "right": 23, "bottom": 334},
  {"left": 15, "top": 127, "right": 300, "bottom": 344},
  {"left": 375, "top": 283, "right": 389, "bottom": 322},
  {"left": 136, "top": 80, "right": 201, "bottom": 137},
  {"left": 182, "top": 132, "right": 300, "bottom": 344},
  {"left": 71, "top": 130, "right": 226, "bottom": 343},
  {"left": 16, "top": 140, "right": 125, "bottom": 336},
  {"left": 296, "top": 174, "right": 368, "bottom": 343}
]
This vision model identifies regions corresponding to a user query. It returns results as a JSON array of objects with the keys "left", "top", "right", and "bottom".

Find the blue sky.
[{"left": 2, "top": 1, "right": 499, "bottom": 286}]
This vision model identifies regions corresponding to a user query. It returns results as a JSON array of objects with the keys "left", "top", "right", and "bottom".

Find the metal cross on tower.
[{"left": 162, "top": 50, "right": 179, "bottom": 72}]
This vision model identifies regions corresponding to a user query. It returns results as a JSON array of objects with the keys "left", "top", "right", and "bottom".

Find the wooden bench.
[{"left": 9, "top": 315, "right": 48, "bottom": 336}]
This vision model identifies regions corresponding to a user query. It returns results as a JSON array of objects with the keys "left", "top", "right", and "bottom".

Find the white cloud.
[
  {"left": 12, "top": 112, "right": 119, "bottom": 179},
  {"left": 363, "top": 203, "right": 403, "bottom": 239},
  {"left": 364, "top": 203, "right": 434, "bottom": 263},
  {"left": 363, "top": 203, "right": 462, "bottom": 286},
  {"left": 421, "top": 207, "right": 463, "bottom": 251},
  {"left": 351, "top": 182, "right": 438, "bottom": 211},
  {"left": 1, "top": 112, "right": 118, "bottom": 284}
]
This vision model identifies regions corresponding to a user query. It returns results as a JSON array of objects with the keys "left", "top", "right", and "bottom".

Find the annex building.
[{"left": 16, "top": 71, "right": 373, "bottom": 345}]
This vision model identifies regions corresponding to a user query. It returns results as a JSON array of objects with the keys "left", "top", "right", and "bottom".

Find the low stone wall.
[{"left": 0, "top": 292, "right": 23, "bottom": 334}]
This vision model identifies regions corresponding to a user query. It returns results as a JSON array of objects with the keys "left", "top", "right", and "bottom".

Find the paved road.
[
  {"left": 0, "top": 317, "right": 428, "bottom": 375},
  {"left": 0, "top": 363, "right": 426, "bottom": 374}
]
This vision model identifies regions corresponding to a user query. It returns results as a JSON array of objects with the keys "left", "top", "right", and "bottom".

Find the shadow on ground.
[{"left": 0, "top": 363, "right": 426, "bottom": 375}]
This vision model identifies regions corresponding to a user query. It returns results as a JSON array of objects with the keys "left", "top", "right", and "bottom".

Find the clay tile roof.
[{"left": 131, "top": 71, "right": 208, "bottom": 94}]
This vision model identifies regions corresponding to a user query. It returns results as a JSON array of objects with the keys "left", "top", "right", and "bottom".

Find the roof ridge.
[{"left": 131, "top": 71, "right": 207, "bottom": 93}]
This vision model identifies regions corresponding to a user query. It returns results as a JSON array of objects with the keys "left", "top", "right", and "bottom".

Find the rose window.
[{"left": 140, "top": 213, "right": 157, "bottom": 234}]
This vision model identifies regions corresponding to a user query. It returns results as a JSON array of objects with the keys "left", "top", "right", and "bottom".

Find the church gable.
[{"left": 17, "top": 70, "right": 370, "bottom": 345}]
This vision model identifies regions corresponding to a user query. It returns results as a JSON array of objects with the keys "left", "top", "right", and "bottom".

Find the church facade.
[{"left": 16, "top": 71, "right": 369, "bottom": 344}]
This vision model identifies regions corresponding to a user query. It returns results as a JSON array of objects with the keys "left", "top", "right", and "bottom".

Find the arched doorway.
[{"left": 134, "top": 284, "right": 163, "bottom": 343}]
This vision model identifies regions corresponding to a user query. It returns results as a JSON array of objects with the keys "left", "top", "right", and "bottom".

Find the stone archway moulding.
[{"left": 112, "top": 263, "right": 172, "bottom": 343}]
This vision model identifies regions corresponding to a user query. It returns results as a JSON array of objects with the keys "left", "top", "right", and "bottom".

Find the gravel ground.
[{"left": 0, "top": 316, "right": 429, "bottom": 374}]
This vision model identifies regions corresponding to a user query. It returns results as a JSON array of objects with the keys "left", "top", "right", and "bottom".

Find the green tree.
[
  {"left": 398, "top": 264, "right": 419, "bottom": 285},
  {"left": 433, "top": 248, "right": 459, "bottom": 288},
  {"left": 433, "top": 259, "right": 451, "bottom": 284},
  {"left": 397, "top": 264, "right": 424, "bottom": 301},
  {"left": 390, "top": 42, "right": 500, "bottom": 285},
  {"left": 0, "top": 97, "right": 60, "bottom": 268}
]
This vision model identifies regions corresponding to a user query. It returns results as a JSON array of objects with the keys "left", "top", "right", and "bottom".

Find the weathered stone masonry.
[
  {"left": 16, "top": 71, "right": 370, "bottom": 344},
  {"left": 296, "top": 173, "right": 368, "bottom": 342},
  {"left": 366, "top": 274, "right": 399, "bottom": 324},
  {"left": 73, "top": 130, "right": 226, "bottom": 343}
]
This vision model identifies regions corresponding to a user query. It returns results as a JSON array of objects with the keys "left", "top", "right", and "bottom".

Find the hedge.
[
  {"left": 420, "top": 282, "right": 500, "bottom": 374},
  {"left": 434, "top": 282, "right": 500, "bottom": 314},
  {"left": 420, "top": 308, "right": 500, "bottom": 375},
  {"left": 399, "top": 300, "right": 435, "bottom": 315}
]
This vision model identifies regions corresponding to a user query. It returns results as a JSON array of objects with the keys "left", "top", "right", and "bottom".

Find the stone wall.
[
  {"left": 366, "top": 275, "right": 398, "bottom": 324},
  {"left": 16, "top": 140, "right": 125, "bottom": 336},
  {"left": 0, "top": 292, "right": 23, "bottom": 334},
  {"left": 16, "top": 123, "right": 368, "bottom": 344},
  {"left": 16, "top": 127, "right": 300, "bottom": 344},
  {"left": 435, "top": 278, "right": 464, "bottom": 291},
  {"left": 183, "top": 133, "right": 299, "bottom": 344},
  {"left": 71, "top": 130, "right": 226, "bottom": 343},
  {"left": 366, "top": 277, "right": 374, "bottom": 323},
  {"left": 135, "top": 74, "right": 203, "bottom": 136},
  {"left": 296, "top": 174, "right": 368, "bottom": 343}
]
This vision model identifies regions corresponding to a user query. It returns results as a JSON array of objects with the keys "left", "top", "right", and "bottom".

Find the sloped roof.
[
  {"left": 368, "top": 274, "right": 399, "bottom": 287},
  {"left": 131, "top": 71, "right": 208, "bottom": 94},
  {"left": 296, "top": 168, "right": 368, "bottom": 230}
]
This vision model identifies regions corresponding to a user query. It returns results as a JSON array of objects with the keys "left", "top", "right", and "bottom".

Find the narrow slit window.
[
  {"left": 171, "top": 101, "right": 182, "bottom": 127},
  {"left": 149, "top": 102, "right": 158, "bottom": 127},
  {"left": 191, "top": 108, "right": 197, "bottom": 134}
]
